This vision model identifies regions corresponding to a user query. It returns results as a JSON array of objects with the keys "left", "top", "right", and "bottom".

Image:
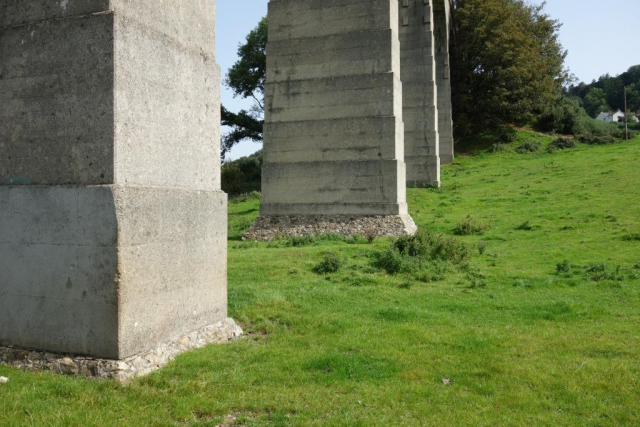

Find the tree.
[
  {"left": 450, "top": 0, "right": 568, "bottom": 135},
  {"left": 221, "top": 18, "right": 267, "bottom": 160},
  {"left": 583, "top": 87, "right": 610, "bottom": 117},
  {"left": 627, "top": 83, "right": 640, "bottom": 113}
]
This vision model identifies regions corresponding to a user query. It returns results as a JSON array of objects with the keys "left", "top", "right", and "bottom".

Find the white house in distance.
[{"left": 596, "top": 110, "right": 640, "bottom": 123}]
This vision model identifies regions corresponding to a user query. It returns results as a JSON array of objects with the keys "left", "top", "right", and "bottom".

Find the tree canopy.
[
  {"left": 221, "top": 18, "right": 267, "bottom": 160},
  {"left": 569, "top": 65, "right": 640, "bottom": 117},
  {"left": 450, "top": 0, "right": 568, "bottom": 135}
]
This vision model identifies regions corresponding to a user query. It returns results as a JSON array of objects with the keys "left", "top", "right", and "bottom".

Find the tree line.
[{"left": 568, "top": 66, "right": 640, "bottom": 118}]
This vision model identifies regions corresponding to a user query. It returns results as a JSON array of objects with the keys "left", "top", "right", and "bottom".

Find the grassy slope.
[{"left": 2, "top": 136, "right": 639, "bottom": 426}]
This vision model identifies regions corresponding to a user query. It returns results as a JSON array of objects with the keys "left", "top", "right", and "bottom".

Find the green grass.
[{"left": 2, "top": 136, "right": 640, "bottom": 426}]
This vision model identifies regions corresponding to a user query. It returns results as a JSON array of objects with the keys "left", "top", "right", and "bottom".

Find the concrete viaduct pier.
[
  {"left": 0, "top": 0, "right": 240, "bottom": 380},
  {"left": 246, "top": 0, "right": 454, "bottom": 240}
]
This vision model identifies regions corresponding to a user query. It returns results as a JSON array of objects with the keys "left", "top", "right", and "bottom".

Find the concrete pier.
[
  {"left": 434, "top": 0, "right": 455, "bottom": 164},
  {"left": 399, "top": 0, "right": 441, "bottom": 187},
  {"left": 246, "top": 0, "right": 417, "bottom": 240},
  {"left": 0, "top": 0, "right": 236, "bottom": 370}
]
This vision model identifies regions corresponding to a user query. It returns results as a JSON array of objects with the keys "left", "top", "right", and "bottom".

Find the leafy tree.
[
  {"left": 583, "top": 88, "right": 610, "bottom": 117},
  {"left": 601, "top": 75, "right": 624, "bottom": 110},
  {"left": 221, "top": 18, "right": 267, "bottom": 160},
  {"left": 451, "top": 0, "right": 568, "bottom": 135},
  {"left": 570, "top": 65, "right": 640, "bottom": 114},
  {"left": 627, "top": 83, "right": 640, "bottom": 113}
]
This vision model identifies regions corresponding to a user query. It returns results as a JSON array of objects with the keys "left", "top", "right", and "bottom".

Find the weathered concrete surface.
[
  {"left": 399, "top": 0, "right": 441, "bottom": 187},
  {"left": 434, "top": 0, "right": 455, "bottom": 164},
  {"left": 254, "top": 0, "right": 416, "bottom": 237},
  {"left": 0, "top": 0, "right": 229, "bottom": 361},
  {"left": 0, "top": 2, "right": 220, "bottom": 189}
]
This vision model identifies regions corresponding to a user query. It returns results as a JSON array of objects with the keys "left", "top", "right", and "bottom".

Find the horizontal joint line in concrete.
[
  {"left": 265, "top": 115, "right": 399, "bottom": 125},
  {"left": 265, "top": 71, "right": 397, "bottom": 85},
  {"left": 0, "top": 185, "right": 227, "bottom": 193},
  {"left": 0, "top": 292, "right": 117, "bottom": 305},
  {"left": 268, "top": 28, "right": 392, "bottom": 44},
  {"left": 264, "top": 159, "right": 400, "bottom": 166},
  {"left": 1, "top": 10, "right": 113, "bottom": 30}
]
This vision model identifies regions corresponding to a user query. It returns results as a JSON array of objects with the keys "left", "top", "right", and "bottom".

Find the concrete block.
[
  {"left": 0, "top": 13, "right": 115, "bottom": 186},
  {"left": 268, "top": 0, "right": 398, "bottom": 41},
  {"left": 0, "top": 186, "right": 227, "bottom": 359},
  {"left": 0, "top": 0, "right": 230, "bottom": 363},
  {"left": 263, "top": 116, "right": 404, "bottom": 163},
  {"left": 267, "top": 29, "right": 398, "bottom": 82},
  {"left": 262, "top": 160, "right": 406, "bottom": 209},
  {"left": 265, "top": 73, "right": 402, "bottom": 123}
]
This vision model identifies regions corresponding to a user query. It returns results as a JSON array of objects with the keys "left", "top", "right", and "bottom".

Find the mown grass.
[{"left": 1, "top": 134, "right": 639, "bottom": 426}]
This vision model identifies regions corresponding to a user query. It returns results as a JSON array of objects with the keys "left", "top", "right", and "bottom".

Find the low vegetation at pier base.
[{"left": 1, "top": 133, "right": 639, "bottom": 426}]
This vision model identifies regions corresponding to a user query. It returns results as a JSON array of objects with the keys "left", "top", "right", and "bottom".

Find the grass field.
[{"left": 2, "top": 134, "right": 639, "bottom": 426}]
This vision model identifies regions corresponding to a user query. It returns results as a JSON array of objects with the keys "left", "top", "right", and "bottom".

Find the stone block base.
[
  {"left": 0, "top": 318, "right": 243, "bottom": 383},
  {"left": 244, "top": 215, "right": 417, "bottom": 241}
]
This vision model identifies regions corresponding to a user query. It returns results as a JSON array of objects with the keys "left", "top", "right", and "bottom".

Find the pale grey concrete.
[
  {"left": 434, "top": 0, "right": 455, "bottom": 164},
  {"left": 257, "top": 0, "right": 415, "bottom": 235},
  {"left": 399, "top": 0, "right": 441, "bottom": 187},
  {"left": 0, "top": 0, "right": 227, "bottom": 359}
]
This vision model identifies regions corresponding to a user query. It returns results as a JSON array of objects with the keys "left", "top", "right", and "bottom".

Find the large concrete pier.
[
  {"left": 434, "top": 0, "right": 455, "bottom": 164},
  {"left": 0, "top": 0, "right": 236, "bottom": 374},
  {"left": 399, "top": 0, "right": 441, "bottom": 187},
  {"left": 246, "top": 0, "right": 418, "bottom": 240}
]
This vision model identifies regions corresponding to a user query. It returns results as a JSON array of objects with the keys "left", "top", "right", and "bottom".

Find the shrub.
[
  {"left": 453, "top": 216, "right": 489, "bottom": 236},
  {"left": 230, "top": 191, "right": 261, "bottom": 204},
  {"left": 373, "top": 229, "right": 472, "bottom": 275},
  {"left": 556, "top": 260, "right": 570, "bottom": 273},
  {"left": 583, "top": 263, "right": 623, "bottom": 282},
  {"left": 547, "top": 137, "right": 577, "bottom": 153},
  {"left": 576, "top": 134, "right": 617, "bottom": 145},
  {"left": 516, "top": 141, "right": 542, "bottom": 153},
  {"left": 313, "top": 253, "right": 343, "bottom": 274},
  {"left": 536, "top": 96, "right": 586, "bottom": 135},
  {"left": 466, "top": 270, "right": 487, "bottom": 288},
  {"left": 478, "top": 241, "right": 487, "bottom": 255},
  {"left": 374, "top": 248, "right": 404, "bottom": 274},
  {"left": 515, "top": 221, "right": 534, "bottom": 231},
  {"left": 622, "top": 233, "right": 640, "bottom": 242},
  {"left": 499, "top": 131, "right": 517, "bottom": 143},
  {"left": 221, "top": 151, "right": 263, "bottom": 196},
  {"left": 393, "top": 230, "right": 472, "bottom": 265},
  {"left": 415, "top": 261, "right": 450, "bottom": 283},
  {"left": 487, "top": 143, "right": 510, "bottom": 153},
  {"left": 269, "top": 235, "right": 317, "bottom": 248}
]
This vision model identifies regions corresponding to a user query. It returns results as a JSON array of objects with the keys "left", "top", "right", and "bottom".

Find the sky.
[{"left": 216, "top": 0, "right": 640, "bottom": 160}]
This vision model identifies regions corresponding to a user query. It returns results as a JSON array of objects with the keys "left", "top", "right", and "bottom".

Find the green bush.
[
  {"left": 374, "top": 248, "right": 404, "bottom": 275},
  {"left": 515, "top": 220, "right": 534, "bottom": 231},
  {"left": 221, "top": 150, "right": 263, "bottom": 196},
  {"left": 622, "top": 233, "right": 640, "bottom": 242},
  {"left": 374, "top": 229, "right": 472, "bottom": 275},
  {"left": 536, "top": 96, "right": 586, "bottom": 135},
  {"left": 583, "top": 263, "right": 623, "bottom": 282},
  {"left": 487, "top": 143, "right": 510, "bottom": 153},
  {"left": 313, "top": 253, "right": 343, "bottom": 274},
  {"left": 556, "top": 260, "right": 570, "bottom": 273},
  {"left": 453, "top": 216, "right": 489, "bottom": 235},
  {"left": 576, "top": 134, "right": 617, "bottom": 145},
  {"left": 547, "top": 137, "right": 577, "bottom": 152},
  {"left": 516, "top": 141, "right": 542, "bottom": 153}
]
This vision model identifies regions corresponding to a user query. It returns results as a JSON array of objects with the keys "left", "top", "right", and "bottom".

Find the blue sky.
[{"left": 216, "top": 0, "right": 639, "bottom": 160}]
